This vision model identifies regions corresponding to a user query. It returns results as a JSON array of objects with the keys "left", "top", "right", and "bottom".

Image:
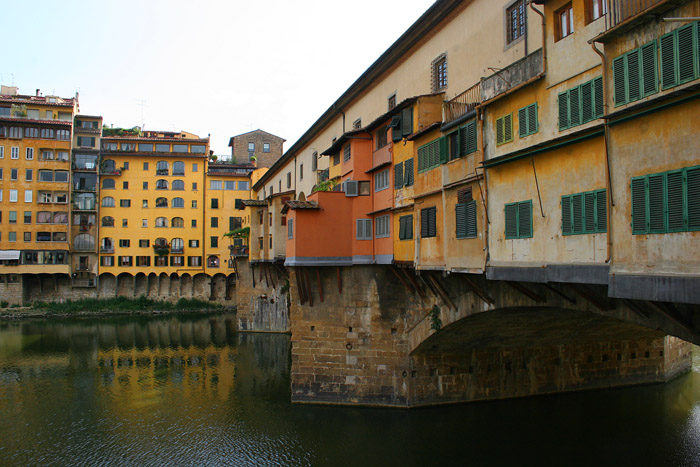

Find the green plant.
[
  {"left": 10, "top": 304, "right": 20, "bottom": 308},
  {"left": 249, "top": 155, "right": 257, "bottom": 162},
  {"left": 312, "top": 180, "right": 334, "bottom": 193},
  {"left": 0, "top": 300, "right": 8, "bottom": 308},
  {"left": 224, "top": 226, "right": 250, "bottom": 239},
  {"left": 429, "top": 305, "right": 442, "bottom": 331}
]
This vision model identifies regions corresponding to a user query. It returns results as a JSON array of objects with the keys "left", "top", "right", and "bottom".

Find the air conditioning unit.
[{"left": 343, "top": 180, "right": 359, "bottom": 197}]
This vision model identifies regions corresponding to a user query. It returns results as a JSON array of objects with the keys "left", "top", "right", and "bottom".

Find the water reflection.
[{"left": 0, "top": 314, "right": 698, "bottom": 467}]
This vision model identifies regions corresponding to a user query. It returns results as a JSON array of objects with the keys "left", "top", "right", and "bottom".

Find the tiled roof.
[
  {"left": 0, "top": 116, "right": 72, "bottom": 126},
  {"left": 0, "top": 96, "right": 76, "bottom": 107},
  {"left": 281, "top": 200, "right": 319, "bottom": 214}
]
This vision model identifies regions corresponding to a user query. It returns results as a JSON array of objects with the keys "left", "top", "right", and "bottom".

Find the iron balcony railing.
[
  {"left": 443, "top": 81, "right": 481, "bottom": 125},
  {"left": 606, "top": 0, "right": 665, "bottom": 30}
]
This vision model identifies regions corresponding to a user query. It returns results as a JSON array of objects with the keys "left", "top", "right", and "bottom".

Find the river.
[{"left": 0, "top": 313, "right": 697, "bottom": 466}]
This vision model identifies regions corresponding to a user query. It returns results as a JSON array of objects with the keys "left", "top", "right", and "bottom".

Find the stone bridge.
[{"left": 235, "top": 260, "right": 696, "bottom": 407}]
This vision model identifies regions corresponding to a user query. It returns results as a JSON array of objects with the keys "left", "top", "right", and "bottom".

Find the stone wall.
[{"left": 235, "top": 258, "right": 290, "bottom": 333}]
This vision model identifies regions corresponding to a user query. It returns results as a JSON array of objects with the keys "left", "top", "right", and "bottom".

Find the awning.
[{"left": 0, "top": 250, "right": 20, "bottom": 260}]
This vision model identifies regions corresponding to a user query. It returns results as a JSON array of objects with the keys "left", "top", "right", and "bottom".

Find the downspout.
[
  {"left": 591, "top": 41, "right": 614, "bottom": 264},
  {"left": 528, "top": 1, "right": 546, "bottom": 73},
  {"left": 477, "top": 107, "right": 489, "bottom": 274}
]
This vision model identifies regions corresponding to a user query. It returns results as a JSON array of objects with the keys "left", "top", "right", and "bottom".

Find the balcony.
[
  {"left": 607, "top": 0, "right": 665, "bottom": 30},
  {"left": 480, "top": 48, "right": 543, "bottom": 104},
  {"left": 372, "top": 144, "right": 391, "bottom": 170},
  {"left": 73, "top": 200, "right": 97, "bottom": 211},
  {"left": 100, "top": 246, "right": 114, "bottom": 253},
  {"left": 443, "top": 81, "right": 481, "bottom": 125},
  {"left": 99, "top": 167, "right": 122, "bottom": 176}
]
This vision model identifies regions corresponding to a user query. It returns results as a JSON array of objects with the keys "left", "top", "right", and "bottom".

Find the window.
[
  {"left": 11, "top": 146, "right": 19, "bottom": 159},
  {"left": 631, "top": 166, "right": 700, "bottom": 234},
  {"left": 388, "top": 93, "right": 397, "bottom": 111},
  {"left": 188, "top": 256, "right": 202, "bottom": 267},
  {"left": 375, "top": 127, "right": 388, "bottom": 150},
  {"left": 171, "top": 217, "right": 184, "bottom": 228},
  {"left": 333, "top": 153, "right": 340, "bottom": 166},
  {"left": 211, "top": 198, "right": 219, "bottom": 209},
  {"left": 421, "top": 207, "right": 437, "bottom": 238},
  {"left": 613, "top": 41, "right": 658, "bottom": 107},
  {"left": 417, "top": 138, "right": 441, "bottom": 173},
  {"left": 170, "top": 256, "right": 184, "bottom": 267},
  {"left": 447, "top": 131, "right": 459, "bottom": 161},
  {"left": 300, "top": 164, "right": 304, "bottom": 180},
  {"left": 375, "top": 215, "right": 390, "bottom": 238},
  {"left": 210, "top": 180, "right": 222, "bottom": 190},
  {"left": 660, "top": 22, "right": 700, "bottom": 90},
  {"left": 11, "top": 169, "right": 19, "bottom": 180},
  {"left": 404, "top": 158, "right": 414, "bottom": 186},
  {"left": 398, "top": 215, "right": 413, "bottom": 240},
  {"left": 287, "top": 172, "right": 292, "bottom": 188},
  {"left": 210, "top": 236, "right": 218, "bottom": 248},
  {"left": 172, "top": 197, "right": 184, "bottom": 208},
  {"left": 139, "top": 144, "right": 153, "bottom": 152},
  {"left": 263, "top": 143, "right": 270, "bottom": 153},
  {"left": 556, "top": 3, "right": 574, "bottom": 41},
  {"left": 136, "top": 256, "right": 151, "bottom": 267},
  {"left": 119, "top": 199, "right": 131, "bottom": 208},
  {"left": 102, "top": 179, "right": 115, "bottom": 189},
  {"left": 122, "top": 219, "right": 128, "bottom": 227},
  {"left": 311, "top": 151, "right": 318, "bottom": 172},
  {"left": 119, "top": 239, "right": 130, "bottom": 247},
  {"left": 189, "top": 240, "right": 199, "bottom": 248},
  {"left": 102, "top": 197, "right": 115, "bottom": 207},
  {"left": 139, "top": 239, "right": 150, "bottom": 248},
  {"left": 506, "top": 0, "right": 526, "bottom": 44},
  {"left": 562, "top": 189, "right": 607, "bottom": 235},
  {"left": 288, "top": 218, "right": 294, "bottom": 239},
  {"left": 25, "top": 128, "right": 38, "bottom": 138},
  {"left": 394, "top": 162, "right": 404, "bottom": 189},
  {"left": 171, "top": 238, "right": 184, "bottom": 253},
  {"left": 40, "top": 128, "right": 55, "bottom": 139},
  {"left": 456, "top": 198, "right": 477, "bottom": 239},
  {"left": 8, "top": 232, "right": 16, "bottom": 242},
  {"left": 192, "top": 200, "right": 198, "bottom": 209},
  {"left": 391, "top": 107, "right": 413, "bottom": 142},
  {"left": 24, "top": 190, "right": 32, "bottom": 203},
  {"left": 238, "top": 181, "right": 249, "bottom": 190},
  {"left": 356, "top": 219, "right": 372, "bottom": 240},
  {"left": 173, "top": 161, "right": 185, "bottom": 175},
  {"left": 23, "top": 232, "right": 31, "bottom": 242},
  {"left": 118, "top": 256, "right": 132, "bottom": 267},
  {"left": 9, "top": 211, "right": 17, "bottom": 224},
  {"left": 353, "top": 118, "right": 362, "bottom": 130},
  {"left": 143, "top": 181, "right": 149, "bottom": 190},
  {"left": 586, "top": 0, "right": 606, "bottom": 24},
  {"left": 38, "top": 232, "right": 53, "bottom": 242},
  {"left": 191, "top": 145, "right": 206, "bottom": 154},
  {"left": 248, "top": 142, "right": 255, "bottom": 152},
  {"left": 156, "top": 217, "right": 169, "bottom": 228},
  {"left": 54, "top": 192, "right": 67, "bottom": 203},
  {"left": 24, "top": 211, "right": 31, "bottom": 224},
  {"left": 192, "top": 163, "right": 198, "bottom": 172},
  {"left": 156, "top": 161, "right": 169, "bottom": 175},
  {"left": 375, "top": 169, "right": 389, "bottom": 192},
  {"left": 25, "top": 147, "right": 34, "bottom": 160},
  {"left": 156, "top": 197, "right": 168, "bottom": 208},
  {"left": 10, "top": 127, "right": 22, "bottom": 139},
  {"left": 431, "top": 53, "right": 448, "bottom": 92},
  {"left": 77, "top": 136, "right": 95, "bottom": 147},
  {"left": 56, "top": 130, "right": 70, "bottom": 141},
  {"left": 558, "top": 77, "right": 604, "bottom": 130},
  {"left": 496, "top": 114, "right": 513, "bottom": 145},
  {"left": 0, "top": 147, "right": 3, "bottom": 159},
  {"left": 211, "top": 217, "right": 218, "bottom": 228},
  {"left": 173, "top": 145, "right": 188, "bottom": 153},
  {"left": 122, "top": 181, "right": 129, "bottom": 189},
  {"left": 156, "top": 179, "right": 169, "bottom": 190},
  {"left": 518, "top": 103, "right": 538, "bottom": 137},
  {"left": 343, "top": 144, "right": 351, "bottom": 162},
  {"left": 41, "top": 150, "right": 53, "bottom": 161},
  {"left": 9, "top": 189, "right": 17, "bottom": 202},
  {"left": 156, "top": 144, "right": 170, "bottom": 153},
  {"left": 102, "top": 216, "right": 114, "bottom": 227},
  {"left": 505, "top": 200, "right": 533, "bottom": 239}
]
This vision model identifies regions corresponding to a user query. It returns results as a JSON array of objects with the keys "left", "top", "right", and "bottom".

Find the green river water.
[{"left": 0, "top": 312, "right": 698, "bottom": 466}]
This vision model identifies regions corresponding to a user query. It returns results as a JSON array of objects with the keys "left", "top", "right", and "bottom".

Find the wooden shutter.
[
  {"left": 687, "top": 167, "right": 700, "bottom": 230},
  {"left": 667, "top": 171, "right": 684, "bottom": 231},
  {"left": 660, "top": 32, "right": 677, "bottom": 89},
  {"left": 505, "top": 203, "right": 518, "bottom": 239},
  {"left": 496, "top": 116, "right": 504, "bottom": 144},
  {"left": 459, "top": 120, "right": 477, "bottom": 155},
  {"left": 504, "top": 114, "right": 513, "bottom": 142},
  {"left": 394, "top": 162, "right": 404, "bottom": 189},
  {"left": 627, "top": 49, "right": 641, "bottom": 102},
  {"left": 584, "top": 192, "right": 596, "bottom": 233},
  {"left": 596, "top": 189, "right": 607, "bottom": 232},
  {"left": 678, "top": 24, "right": 696, "bottom": 84},
  {"left": 562, "top": 196, "right": 572, "bottom": 235},
  {"left": 580, "top": 81, "right": 594, "bottom": 123},
  {"left": 572, "top": 193, "right": 584, "bottom": 234},
  {"left": 439, "top": 136, "right": 448, "bottom": 164},
  {"left": 457, "top": 187, "right": 472, "bottom": 204},
  {"left": 569, "top": 87, "right": 581, "bottom": 127},
  {"left": 466, "top": 200, "right": 477, "bottom": 238},
  {"left": 456, "top": 204, "right": 467, "bottom": 238},
  {"left": 558, "top": 91, "right": 569, "bottom": 130},
  {"left": 528, "top": 103, "right": 537, "bottom": 134},
  {"left": 631, "top": 177, "right": 647, "bottom": 234},
  {"left": 594, "top": 77, "right": 604, "bottom": 118},
  {"left": 518, "top": 107, "right": 528, "bottom": 138},
  {"left": 648, "top": 174, "right": 665, "bottom": 233},
  {"left": 399, "top": 216, "right": 406, "bottom": 239},
  {"left": 401, "top": 108, "right": 413, "bottom": 137},
  {"left": 518, "top": 201, "right": 532, "bottom": 238},
  {"left": 421, "top": 209, "right": 429, "bottom": 238},
  {"left": 613, "top": 55, "right": 627, "bottom": 106},
  {"left": 404, "top": 158, "right": 414, "bottom": 186},
  {"left": 641, "top": 41, "right": 658, "bottom": 97},
  {"left": 391, "top": 115, "right": 402, "bottom": 142}
]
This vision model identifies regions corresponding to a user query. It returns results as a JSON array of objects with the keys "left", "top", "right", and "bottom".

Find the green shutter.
[
  {"left": 399, "top": 216, "right": 406, "bottom": 239},
  {"left": 505, "top": 203, "right": 518, "bottom": 239},
  {"left": 439, "top": 136, "right": 448, "bottom": 164},
  {"left": 466, "top": 200, "right": 477, "bottom": 238},
  {"left": 596, "top": 189, "right": 607, "bottom": 233},
  {"left": 558, "top": 91, "right": 569, "bottom": 130},
  {"left": 404, "top": 158, "right": 414, "bottom": 186},
  {"left": 467, "top": 120, "right": 477, "bottom": 154},
  {"left": 504, "top": 114, "right": 513, "bottom": 143},
  {"left": 641, "top": 41, "right": 658, "bottom": 97},
  {"left": 667, "top": 170, "right": 685, "bottom": 231},
  {"left": 569, "top": 87, "right": 581, "bottom": 127},
  {"left": 631, "top": 177, "right": 648, "bottom": 234},
  {"left": 660, "top": 32, "right": 677, "bottom": 89},
  {"left": 518, "top": 107, "right": 527, "bottom": 138},
  {"left": 678, "top": 23, "right": 696, "bottom": 84},
  {"left": 496, "top": 116, "right": 505, "bottom": 144},
  {"left": 584, "top": 192, "right": 596, "bottom": 233},
  {"left": 562, "top": 196, "right": 572, "bottom": 235},
  {"left": 456, "top": 204, "right": 467, "bottom": 239},
  {"left": 394, "top": 162, "right": 404, "bottom": 189},
  {"left": 528, "top": 103, "right": 538, "bottom": 134},
  {"left": 402, "top": 107, "right": 413, "bottom": 137},
  {"left": 594, "top": 77, "right": 604, "bottom": 118},
  {"left": 627, "top": 49, "right": 641, "bottom": 102},
  {"left": 687, "top": 167, "right": 700, "bottom": 230},
  {"left": 581, "top": 81, "right": 594, "bottom": 121},
  {"left": 613, "top": 55, "right": 627, "bottom": 106},
  {"left": 518, "top": 201, "right": 532, "bottom": 238},
  {"left": 391, "top": 115, "right": 402, "bottom": 142},
  {"left": 572, "top": 193, "right": 584, "bottom": 234},
  {"left": 648, "top": 174, "right": 665, "bottom": 233}
]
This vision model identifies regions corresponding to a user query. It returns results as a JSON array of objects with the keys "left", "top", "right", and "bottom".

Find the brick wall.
[{"left": 231, "top": 131, "right": 284, "bottom": 168}]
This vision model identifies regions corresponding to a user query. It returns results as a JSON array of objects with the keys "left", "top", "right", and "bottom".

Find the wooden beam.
[
  {"left": 251, "top": 263, "right": 256, "bottom": 288},
  {"left": 304, "top": 267, "right": 313, "bottom": 307},
  {"left": 506, "top": 281, "right": 546, "bottom": 303},
  {"left": 295, "top": 267, "right": 305, "bottom": 305},
  {"left": 428, "top": 273, "right": 457, "bottom": 312},
  {"left": 564, "top": 284, "right": 614, "bottom": 311},
  {"left": 646, "top": 301, "right": 695, "bottom": 335},
  {"left": 403, "top": 268, "right": 426, "bottom": 299},
  {"left": 269, "top": 263, "right": 277, "bottom": 289},
  {"left": 542, "top": 283, "right": 577, "bottom": 305},
  {"left": 263, "top": 263, "right": 270, "bottom": 288},
  {"left": 390, "top": 266, "right": 414, "bottom": 293},
  {"left": 419, "top": 274, "right": 440, "bottom": 299},
  {"left": 463, "top": 275, "right": 495, "bottom": 305},
  {"left": 337, "top": 267, "right": 342, "bottom": 294},
  {"left": 316, "top": 268, "right": 324, "bottom": 303},
  {"left": 620, "top": 299, "right": 650, "bottom": 319}
]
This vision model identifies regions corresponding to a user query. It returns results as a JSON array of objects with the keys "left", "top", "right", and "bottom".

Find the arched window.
[
  {"left": 74, "top": 233, "right": 95, "bottom": 251},
  {"left": 171, "top": 217, "right": 184, "bottom": 228},
  {"left": 173, "top": 161, "right": 185, "bottom": 175},
  {"left": 207, "top": 255, "right": 220, "bottom": 268},
  {"left": 172, "top": 197, "right": 184, "bottom": 208},
  {"left": 102, "top": 196, "right": 115, "bottom": 207},
  {"left": 156, "top": 197, "right": 168, "bottom": 208},
  {"left": 102, "top": 179, "right": 115, "bottom": 189},
  {"left": 156, "top": 161, "right": 169, "bottom": 175},
  {"left": 172, "top": 180, "right": 185, "bottom": 190},
  {"left": 101, "top": 237, "right": 114, "bottom": 252},
  {"left": 154, "top": 237, "right": 168, "bottom": 247},
  {"left": 101, "top": 216, "right": 114, "bottom": 227},
  {"left": 102, "top": 159, "right": 117, "bottom": 173},
  {"left": 171, "top": 238, "right": 184, "bottom": 253},
  {"left": 156, "top": 179, "right": 169, "bottom": 190},
  {"left": 155, "top": 217, "right": 169, "bottom": 228},
  {"left": 74, "top": 193, "right": 96, "bottom": 210}
]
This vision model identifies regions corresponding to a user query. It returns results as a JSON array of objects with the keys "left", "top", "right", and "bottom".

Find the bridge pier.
[{"left": 288, "top": 265, "right": 693, "bottom": 407}]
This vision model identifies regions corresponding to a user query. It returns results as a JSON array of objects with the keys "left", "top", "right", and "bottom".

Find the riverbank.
[{"left": 0, "top": 296, "right": 234, "bottom": 320}]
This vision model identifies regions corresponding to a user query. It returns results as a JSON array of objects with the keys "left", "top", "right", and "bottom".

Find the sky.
[{"left": 3, "top": 0, "right": 436, "bottom": 156}]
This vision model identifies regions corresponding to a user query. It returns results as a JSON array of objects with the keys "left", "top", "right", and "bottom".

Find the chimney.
[{"left": 36, "top": 89, "right": 40, "bottom": 96}]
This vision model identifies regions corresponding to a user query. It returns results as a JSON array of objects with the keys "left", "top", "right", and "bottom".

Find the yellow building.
[
  {"left": 0, "top": 87, "right": 78, "bottom": 284},
  {"left": 97, "top": 130, "right": 208, "bottom": 281}
]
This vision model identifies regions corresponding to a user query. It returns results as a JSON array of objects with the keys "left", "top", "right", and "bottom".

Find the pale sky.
[{"left": 3, "top": 0, "right": 436, "bottom": 156}]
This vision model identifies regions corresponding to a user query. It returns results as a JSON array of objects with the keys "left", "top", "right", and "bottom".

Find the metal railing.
[
  {"left": 443, "top": 81, "right": 481, "bottom": 125},
  {"left": 607, "top": 0, "right": 664, "bottom": 30}
]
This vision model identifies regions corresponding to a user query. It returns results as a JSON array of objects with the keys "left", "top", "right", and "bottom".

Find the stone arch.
[
  {"left": 226, "top": 273, "right": 237, "bottom": 301},
  {"left": 116, "top": 272, "right": 133, "bottom": 297},
  {"left": 193, "top": 273, "right": 209, "bottom": 300},
  {"left": 211, "top": 273, "right": 227, "bottom": 301},
  {"left": 180, "top": 273, "right": 193, "bottom": 298},
  {"left": 99, "top": 273, "right": 116, "bottom": 298},
  {"left": 147, "top": 273, "right": 159, "bottom": 297},
  {"left": 297, "top": 192, "right": 306, "bottom": 201},
  {"left": 134, "top": 272, "right": 148, "bottom": 297},
  {"left": 158, "top": 272, "right": 170, "bottom": 297},
  {"left": 169, "top": 273, "right": 181, "bottom": 300}
]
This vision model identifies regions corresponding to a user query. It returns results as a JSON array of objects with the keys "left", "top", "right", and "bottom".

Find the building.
[{"left": 228, "top": 129, "right": 285, "bottom": 168}]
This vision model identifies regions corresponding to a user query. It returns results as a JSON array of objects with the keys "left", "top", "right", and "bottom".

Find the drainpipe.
[
  {"left": 591, "top": 41, "right": 614, "bottom": 264},
  {"left": 477, "top": 107, "right": 489, "bottom": 273},
  {"left": 528, "top": 1, "right": 546, "bottom": 73}
]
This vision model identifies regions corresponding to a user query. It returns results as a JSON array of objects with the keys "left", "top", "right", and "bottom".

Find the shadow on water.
[{"left": 0, "top": 313, "right": 698, "bottom": 466}]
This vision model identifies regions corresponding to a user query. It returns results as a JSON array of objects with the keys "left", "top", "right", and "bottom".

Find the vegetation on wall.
[
  {"left": 102, "top": 126, "right": 142, "bottom": 137},
  {"left": 30, "top": 297, "right": 222, "bottom": 314},
  {"left": 429, "top": 305, "right": 442, "bottom": 331}
]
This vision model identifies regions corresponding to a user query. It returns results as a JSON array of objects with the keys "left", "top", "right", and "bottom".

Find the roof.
[
  {"left": 242, "top": 199, "right": 268, "bottom": 207},
  {"left": 0, "top": 95, "right": 76, "bottom": 108},
  {"left": 75, "top": 114, "right": 103, "bottom": 120},
  {"left": 228, "top": 129, "right": 286, "bottom": 146},
  {"left": 281, "top": 200, "right": 320, "bottom": 214},
  {"left": 0, "top": 116, "right": 72, "bottom": 126},
  {"left": 407, "top": 121, "right": 441, "bottom": 141},
  {"left": 253, "top": 0, "right": 463, "bottom": 190},
  {"left": 320, "top": 128, "right": 371, "bottom": 156}
]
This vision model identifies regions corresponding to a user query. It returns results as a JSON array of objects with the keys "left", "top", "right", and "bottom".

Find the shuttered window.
[
  {"left": 420, "top": 207, "right": 437, "bottom": 238},
  {"left": 456, "top": 200, "right": 477, "bottom": 239},
  {"left": 417, "top": 138, "right": 441, "bottom": 173},
  {"left": 631, "top": 165, "right": 700, "bottom": 234},
  {"left": 394, "top": 161, "right": 404, "bottom": 189},
  {"left": 561, "top": 189, "right": 607, "bottom": 235},
  {"left": 660, "top": 21, "right": 700, "bottom": 90},
  {"left": 459, "top": 120, "right": 478, "bottom": 156},
  {"left": 404, "top": 158, "right": 414, "bottom": 186},
  {"left": 399, "top": 215, "right": 413, "bottom": 240},
  {"left": 558, "top": 76, "right": 604, "bottom": 130},
  {"left": 287, "top": 219, "right": 294, "bottom": 239},
  {"left": 343, "top": 144, "right": 351, "bottom": 162},
  {"left": 356, "top": 219, "right": 372, "bottom": 240},
  {"left": 504, "top": 200, "right": 532, "bottom": 239},
  {"left": 390, "top": 107, "right": 413, "bottom": 142},
  {"left": 496, "top": 114, "right": 513, "bottom": 145},
  {"left": 613, "top": 41, "right": 658, "bottom": 107},
  {"left": 518, "top": 103, "right": 538, "bottom": 137}
]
